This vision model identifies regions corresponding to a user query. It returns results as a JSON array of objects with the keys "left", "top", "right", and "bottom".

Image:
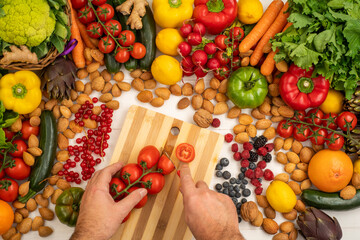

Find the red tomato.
[
  {"left": 157, "top": 155, "right": 175, "bottom": 175},
  {"left": 77, "top": 6, "right": 95, "bottom": 24},
  {"left": 86, "top": 22, "right": 104, "bottom": 38},
  {"left": 141, "top": 173, "right": 165, "bottom": 194},
  {"left": 293, "top": 124, "right": 311, "bottom": 142},
  {"left": 176, "top": 143, "right": 195, "bottom": 163},
  {"left": 0, "top": 167, "right": 4, "bottom": 179},
  {"left": 10, "top": 139, "right": 27, "bottom": 158},
  {"left": 119, "top": 30, "right": 135, "bottom": 47},
  {"left": 213, "top": 65, "right": 230, "bottom": 81},
  {"left": 122, "top": 212, "right": 131, "bottom": 223},
  {"left": 21, "top": 121, "right": 39, "bottom": 140},
  {"left": 120, "top": 163, "right": 143, "bottom": 184},
  {"left": 71, "top": 0, "right": 87, "bottom": 9},
  {"left": 104, "top": 20, "right": 122, "bottom": 37},
  {"left": 306, "top": 109, "right": 324, "bottom": 125},
  {"left": 91, "top": 0, "right": 106, "bottom": 6},
  {"left": 277, "top": 120, "right": 294, "bottom": 138},
  {"left": 232, "top": 56, "right": 240, "bottom": 71},
  {"left": 5, "top": 158, "right": 31, "bottom": 180},
  {"left": 127, "top": 187, "right": 147, "bottom": 208},
  {"left": 3, "top": 128, "right": 14, "bottom": 141},
  {"left": 336, "top": 111, "right": 357, "bottom": 131},
  {"left": 98, "top": 36, "right": 116, "bottom": 53},
  {"left": 309, "top": 127, "right": 328, "bottom": 145},
  {"left": 214, "top": 35, "right": 228, "bottom": 50},
  {"left": 322, "top": 113, "right": 338, "bottom": 130},
  {"left": 137, "top": 145, "right": 160, "bottom": 169},
  {"left": 115, "top": 48, "right": 130, "bottom": 63},
  {"left": 96, "top": 4, "right": 114, "bottom": 22},
  {"left": 326, "top": 133, "right": 345, "bottom": 151},
  {"left": 215, "top": 51, "right": 230, "bottom": 66},
  {"left": 229, "top": 27, "right": 244, "bottom": 41},
  {"left": 109, "top": 177, "right": 126, "bottom": 201},
  {"left": 0, "top": 178, "right": 19, "bottom": 202},
  {"left": 131, "top": 43, "right": 146, "bottom": 59},
  {"left": 293, "top": 110, "right": 306, "bottom": 121}
]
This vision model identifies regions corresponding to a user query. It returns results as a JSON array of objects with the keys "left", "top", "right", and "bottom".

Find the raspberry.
[
  {"left": 254, "top": 167, "right": 263, "bottom": 178},
  {"left": 257, "top": 160, "right": 267, "bottom": 169},
  {"left": 255, "top": 186, "right": 263, "bottom": 195},
  {"left": 257, "top": 147, "right": 268, "bottom": 156},
  {"left": 263, "top": 153, "right": 272, "bottom": 163},
  {"left": 250, "top": 178, "right": 262, "bottom": 187},
  {"left": 264, "top": 143, "right": 274, "bottom": 152},
  {"left": 243, "top": 142, "right": 253, "bottom": 151},
  {"left": 245, "top": 169, "right": 255, "bottom": 179},
  {"left": 241, "top": 150, "right": 250, "bottom": 159},
  {"left": 264, "top": 169, "right": 274, "bottom": 181},
  {"left": 254, "top": 136, "right": 267, "bottom": 149},
  {"left": 231, "top": 143, "right": 238, "bottom": 152},
  {"left": 212, "top": 118, "right": 221, "bottom": 128},
  {"left": 249, "top": 151, "right": 258, "bottom": 162},
  {"left": 233, "top": 152, "right": 241, "bottom": 161},
  {"left": 225, "top": 133, "right": 233, "bottom": 143},
  {"left": 241, "top": 159, "right": 249, "bottom": 168}
]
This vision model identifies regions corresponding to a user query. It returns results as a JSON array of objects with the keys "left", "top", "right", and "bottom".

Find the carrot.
[
  {"left": 250, "top": 2, "right": 289, "bottom": 66},
  {"left": 75, "top": 16, "right": 96, "bottom": 49},
  {"left": 68, "top": 0, "right": 85, "bottom": 68},
  {"left": 260, "top": 22, "right": 293, "bottom": 76},
  {"left": 239, "top": 0, "right": 284, "bottom": 53}
]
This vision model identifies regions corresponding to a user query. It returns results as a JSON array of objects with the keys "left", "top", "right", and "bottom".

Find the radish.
[
  {"left": 187, "top": 33, "right": 202, "bottom": 46},
  {"left": 204, "top": 42, "right": 217, "bottom": 55},
  {"left": 180, "top": 23, "right": 193, "bottom": 38},
  {"left": 193, "top": 22, "right": 206, "bottom": 36},
  {"left": 207, "top": 58, "right": 220, "bottom": 70},
  {"left": 182, "top": 66, "right": 194, "bottom": 77},
  {"left": 194, "top": 66, "right": 207, "bottom": 78},
  {"left": 178, "top": 42, "right": 192, "bottom": 57},
  {"left": 181, "top": 56, "right": 195, "bottom": 69},
  {"left": 192, "top": 50, "right": 208, "bottom": 66}
]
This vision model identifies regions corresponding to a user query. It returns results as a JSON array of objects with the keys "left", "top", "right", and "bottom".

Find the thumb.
[{"left": 116, "top": 188, "right": 148, "bottom": 212}]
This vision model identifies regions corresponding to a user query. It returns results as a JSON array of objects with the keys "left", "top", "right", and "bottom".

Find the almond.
[
  {"left": 130, "top": 69, "right": 142, "bottom": 78},
  {"left": 215, "top": 93, "right": 228, "bottom": 102},
  {"left": 178, "top": 97, "right": 190, "bottom": 109},
  {"left": 203, "top": 88, "right": 217, "bottom": 100},
  {"left": 150, "top": 97, "right": 164, "bottom": 107},
  {"left": 28, "top": 134, "right": 39, "bottom": 148},
  {"left": 202, "top": 100, "right": 214, "bottom": 114},
  {"left": 19, "top": 181, "right": 30, "bottom": 197},
  {"left": 278, "top": 106, "right": 295, "bottom": 118},
  {"left": 155, "top": 88, "right": 171, "bottom": 100},
  {"left": 280, "top": 221, "right": 295, "bottom": 233},
  {"left": 289, "top": 229, "right": 298, "bottom": 240},
  {"left": 276, "top": 152, "right": 288, "bottom": 165},
  {"left": 57, "top": 117, "right": 69, "bottom": 132},
  {"left": 17, "top": 218, "right": 32, "bottom": 233},
  {"left": 32, "top": 216, "right": 44, "bottom": 231},
  {"left": 2, "top": 227, "right": 16, "bottom": 240},
  {"left": 239, "top": 114, "right": 253, "bottom": 125},
  {"left": 272, "top": 97, "right": 286, "bottom": 107},
  {"left": 246, "top": 124, "right": 257, "bottom": 138},
  {"left": 131, "top": 78, "right": 145, "bottom": 91},
  {"left": 23, "top": 151, "right": 35, "bottom": 166},
  {"left": 191, "top": 95, "right": 203, "bottom": 110},
  {"left": 291, "top": 169, "right": 307, "bottom": 182},
  {"left": 111, "top": 84, "right": 122, "bottom": 97},
  {"left": 273, "top": 233, "right": 289, "bottom": 240},
  {"left": 51, "top": 189, "right": 63, "bottom": 204},
  {"left": 13, "top": 201, "right": 25, "bottom": 209},
  {"left": 283, "top": 138, "right": 293, "bottom": 150},
  {"left": 57, "top": 150, "right": 70, "bottom": 162},
  {"left": 114, "top": 71, "right": 125, "bottom": 82},
  {"left": 291, "top": 140, "right": 303, "bottom": 154},
  {"left": 61, "top": 99, "right": 73, "bottom": 108},
  {"left": 57, "top": 133, "right": 69, "bottom": 150},
  {"left": 256, "top": 195, "right": 269, "bottom": 208},
  {"left": 76, "top": 94, "right": 92, "bottom": 105},
  {"left": 56, "top": 179, "right": 71, "bottom": 190},
  {"left": 300, "top": 179, "right": 311, "bottom": 190},
  {"left": 38, "top": 226, "right": 53, "bottom": 237},
  {"left": 294, "top": 199, "right": 306, "bottom": 212},
  {"left": 106, "top": 100, "right": 119, "bottom": 110},
  {"left": 227, "top": 106, "right": 241, "bottom": 119},
  {"left": 144, "top": 79, "right": 157, "bottom": 89},
  {"left": 137, "top": 90, "right": 153, "bottom": 103},
  {"left": 264, "top": 206, "right": 276, "bottom": 219},
  {"left": 99, "top": 93, "right": 113, "bottom": 103},
  {"left": 48, "top": 175, "right": 61, "bottom": 186},
  {"left": 43, "top": 185, "right": 55, "bottom": 199},
  {"left": 241, "top": 57, "right": 250, "bottom": 66},
  {"left": 26, "top": 198, "right": 37, "bottom": 212},
  {"left": 213, "top": 102, "right": 228, "bottom": 115},
  {"left": 282, "top": 209, "right": 297, "bottom": 221},
  {"left": 271, "top": 106, "right": 280, "bottom": 116},
  {"left": 75, "top": 81, "right": 85, "bottom": 92},
  {"left": 92, "top": 76, "right": 105, "bottom": 91},
  {"left": 14, "top": 212, "right": 23, "bottom": 223},
  {"left": 235, "top": 132, "right": 249, "bottom": 144},
  {"left": 286, "top": 152, "right": 300, "bottom": 164},
  {"left": 27, "top": 147, "right": 42, "bottom": 157},
  {"left": 284, "top": 163, "right": 296, "bottom": 174},
  {"left": 169, "top": 84, "right": 182, "bottom": 96},
  {"left": 300, "top": 147, "right": 315, "bottom": 163},
  {"left": 9, "top": 233, "right": 21, "bottom": 240},
  {"left": 271, "top": 116, "right": 284, "bottom": 122},
  {"left": 259, "top": 101, "right": 271, "bottom": 115},
  {"left": 233, "top": 124, "right": 246, "bottom": 134},
  {"left": 340, "top": 185, "right": 356, "bottom": 200},
  {"left": 140, "top": 71, "right": 153, "bottom": 81},
  {"left": 262, "top": 218, "right": 279, "bottom": 234},
  {"left": 92, "top": 106, "right": 102, "bottom": 115},
  {"left": 30, "top": 116, "right": 41, "bottom": 126},
  {"left": 251, "top": 108, "right": 265, "bottom": 119},
  {"left": 117, "top": 82, "right": 131, "bottom": 91},
  {"left": 101, "top": 82, "right": 112, "bottom": 94},
  {"left": 51, "top": 162, "right": 63, "bottom": 175},
  {"left": 89, "top": 71, "right": 100, "bottom": 81},
  {"left": 54, "top": 106, "right": 63, "bottom": 120},
  {"left": 287, "top": 181, "right": 301, "bottom": 195},
  {"left": 30, "top": 108, "right": 42, "bottom": 117},
  {"left": 182, "top": 83, "right": 193, "bottom": 96},
  {"left": 45, "top": 99, "right": 57, "bottom": 111},
  {"left": 87, "top": 62, "right": 100, "bottom": 73},
  {"left": 276, "top": 60, "right": 288, "bottom": 72},
  {"left": 218, "top": 79, "right": 228, "bottom": 93},
  {"left": 194, "top": 79, "right": 205, "bottom": 94},
  {"left": 251, "top": 210, "right": 263, "bottom": 227},
  {"left": 210, "top": 77, "right": 220, "bottom": 89},
  {"left": 264, "top": 127, "right": 276, "bottom": 140},
  {"left": 255, "top": 119, "right": 272, "bottom": 129},
  {"left": 274, "top": 138, "right": 284, "bottom": 151},
  {"left": 269, "top": 83, "right": 280, "bottom": 97},
  {"left": 274, "top": 173, "right": 289, "bottom": 182},
  {"left": 70, "top": 104, "right": 81, "bottom": 114}
]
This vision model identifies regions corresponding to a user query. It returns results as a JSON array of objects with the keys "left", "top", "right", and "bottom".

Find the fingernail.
[{"left": 139, "top": 188, "right": 147, "bottom": 198}]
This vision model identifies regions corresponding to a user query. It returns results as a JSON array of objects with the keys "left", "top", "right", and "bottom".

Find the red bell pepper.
[
  {"left": 279, "top": 64, "right": 329, "bottom": 111},
  {"left": 193, "top": 0, "right": 237, "bottom": 35}
]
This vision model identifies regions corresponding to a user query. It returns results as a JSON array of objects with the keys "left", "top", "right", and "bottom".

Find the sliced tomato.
[{"left": 176, "top": 143, "right": 195, "bottom": 163}]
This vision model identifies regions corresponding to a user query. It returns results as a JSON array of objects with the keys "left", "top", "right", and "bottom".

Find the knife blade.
[{"left": 163, "top": 151, "right": 179, "bottom": 171}]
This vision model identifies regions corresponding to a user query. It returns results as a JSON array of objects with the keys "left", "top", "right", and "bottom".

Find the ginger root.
[
  {"left": 116, "top": 0, "right": 149, "bottom": 30},
  {"left": 0, "top": 45, "right": 38, "bottom": 65}
]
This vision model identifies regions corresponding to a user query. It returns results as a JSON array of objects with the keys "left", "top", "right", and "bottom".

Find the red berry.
[
  {"left": 225, "top": 133, "right": 233, "bottom": 143},
  {"left": 231, "top": 143, "right": 238, "bottom": 152},
  {"left": 241, "top": 150, "right": 250, "bottom": 159},
  {"left": 241, "top": 159, "right": 249, "bottom": 168},
  {"left": 264, "top": 143, "right": 274, "bottom": 152},
  {"left": 264, "top": 169, "right": 274, "bottom": 181},
  {"left": 257, "top": 160, "right": 267, "bottom": 169},
  {"left": 255, "top": 186, "right": 263, "bottom": 195},
  {"left": 254, "top": 167, "right": 263, "bottom": 178},
  {"left": 212, "top": 118, "right": 221, "bottom": 128},
  {"left": 245, "top": 169, "right": 255, "bottom": 179},
  {"left": 233, "top": 152, "right": 241, "bottom": 161},
  {"left": 250, "top": 178, "right": 261, "bottom": 187},
  {"left": 243, "top": 142, "right": 253, "bottom": 151},
  {"left": 257, "top": 147, "right": 267, "bottom": 156}
]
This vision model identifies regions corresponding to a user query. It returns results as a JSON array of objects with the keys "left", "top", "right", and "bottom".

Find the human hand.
[
  {"left": 70, "top": 162, "right": 147, "bottom": 240},
  {"left": 180, "top": 165, "right": 244, "bottom": 240}
]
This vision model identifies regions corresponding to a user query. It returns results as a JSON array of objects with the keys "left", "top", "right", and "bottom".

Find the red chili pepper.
[
  {"left": 279, "top": 64, "right": 329, "bottom": 111},
  {"left": 193, "top": 0, "right": 237, "bottom": 35}
]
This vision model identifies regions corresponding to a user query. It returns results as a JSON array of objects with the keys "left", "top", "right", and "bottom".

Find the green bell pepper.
[
  {"left": 227, "top": 67, "right": 268, "bottom": 109},
  {"left": 55, "top": 187, "right": 84, "bottom": 227}
]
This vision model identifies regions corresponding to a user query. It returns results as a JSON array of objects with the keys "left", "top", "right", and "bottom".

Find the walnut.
[
  {"left": 193, "top": 109, "right": 213, "bottom": 128},
  {"left": 240, "top": 201, "right": 259, "bottom": 222}
]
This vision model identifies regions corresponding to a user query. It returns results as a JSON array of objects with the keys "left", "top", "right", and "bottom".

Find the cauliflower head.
[{"left": 0, "top": 0, "right": 56, "bottom": 47}]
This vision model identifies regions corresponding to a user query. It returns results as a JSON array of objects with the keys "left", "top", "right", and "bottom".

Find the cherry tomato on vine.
[
  {"left": 87, "top": 22, "right": 104, "bottom": 39},
  {"left": 277, "top": 120, "right": 294, "bottom": 138},
  {"left": 91, "top": 0, "right": 106, "bottom": 6},
  {"left": 214, "top": 35, "right": 228, "bottom": 50},
  {"left": 98, "top": 36, "right": 116, "bottom": 53},
  {"left": 137, "top": 145, "right": 160, "bottom": 169},
  {"left": 119, "top": 30, "right": 135, "bottom": 47},
  {"left": 131, "top": 43, "right": 146, "bottom": 59},
  {"left": 176, "top": 143, "right": 195, "bottom": 163},
  {"left": 109, "top": 177, "right": 126, "bottom": 201},
  {"left": 104, "top": 20, "right": 122, "bottom": 37},
  {"left": 10, "top": 139, "right": 27, "bottom": 158},
  {"left": 232, "top": 57, "right": 240, "bottom": 71},
  {"left": 306, "top": 109, "right": 324, "bottom": 125},
  {"left": 293, "top": 124, "right": 311, "bottom": 142},
  {"left": 5, "top": 158, "right": 30, "bottom": 180},
  {"left": 292, "top": 110, "right": 306, "bottom": 121},
  {"left": 141, "top": 173, "right": 165, "bottom": 194},
  {"left": 127, "top": 187, "right": 148, "bottom": 208},
  {"left": 0, "top": 167, "right": 4, "bottom": 179},
  {"left": 213, "top": 65, "right": 230, "bottom": 81},
  {"left": 326, "top": 133, "right": 344, "bottom": 151},
  {"left": 3, "top": 128, "right": 14, "bottom": 141},
  {"left": 229, "top": 27, "right": 244, "bottom": 41},
  {"left": 77, "top": 6, "right": 95, "bottom": 24},
  {"left": 21, "top": 121, "right": 39, "bottom": 140},
  {"left": 309, "top": 127, "right": 328, "bottom": 145},
  {"left": 322, "top": 113, "right": 338, "bottom": 130},
  {"left": 120, "top": 163, "right": 143, "bottom": 184},
  {"left": 71, "top": 0, "right": 87, "bottom": 9},
  {"left": 96, "top": 4, "right": 114, "bottom": 22},
  {"left": 336, "top": 111, "right": 357, "bottom": 131},
  {"left": 115, "top": 48, "right": 130, "bottom": 63},
  {"left": 157, "top": 155, "right": 175, "bottom": 175},
  {"left": 0, "top": 178, "right": 19, "bottom": 202},
  {"left": 215, "top": 51, "right": 230, "bottom": 66}
]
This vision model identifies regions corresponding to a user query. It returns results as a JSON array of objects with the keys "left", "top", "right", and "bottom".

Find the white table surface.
[{"left": 19, "top": 0, "right": 360, "bottom": 239}]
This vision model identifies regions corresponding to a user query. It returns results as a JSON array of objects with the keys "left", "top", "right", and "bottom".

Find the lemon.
[
  {"left": 319, "top": 89, "right": 344, "bottom": 114},
  {"left": 156, "top": 28, "right": 184, "bottom": 56},
  {"left": 151, "top": 55, "right": 182, "bottom": 85},
  {"left": 266, "top": 180, "right": 297, "bottom": 213},
  {"left": 237, "top": 0, "right": 263, "bottom": 24},
  {"left": 354, "top": 159, "right": 360, "bottom": 174}
]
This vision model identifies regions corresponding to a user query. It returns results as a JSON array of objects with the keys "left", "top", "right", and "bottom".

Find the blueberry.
[
  {"left": 222, "top": 171, "right": 231, "bottom": 179},
  {"left": 232, "top": 198, "right": 238, "bottom": 204},
  {"left": 215, "top": 183, "right": 222, "bottom": 191},
  {"left": 241, "top": 198, "right": 248, "bottom": 204},
  {"left": 228, "top": 186, "right": 234, "bottom": 191},
  {"left": 229, "top": 191, "right": 236, "bottom": 197},
  {"left": 242, "top": 179, "right": 248, "bottom": 185},
  {"left": 238, "top": 216, "right": 242, "bottom": 223},
  {"left": 215, "top": 171, "right": 222, "bottom": 178},
  {"left": 258, "top": 178, "right": 262, "bottom": 183},
  {"left": 222, "top": 188, "right": 229, "bottom": 195},
  {"left": 242, "top": 188, "right": 251, "bottom": 197},
  {"left": 240, "top": 184, "right": 245, "bottom": 189},
  {"left": 220, "top": 158, "right": 229, "bottom": 167},
  {"left": 215, "top": 164, "right": 223, "bottom": 170},
  {"left": 235, "top": 192, "right": 241, "bottom": 198},
  {"left": 240, "top": 167, "right": 247, "bottom": 173},
  {"left": 230, "top": 177, "right": 236, "bottom": 184},
  {"left": 237, "top": 208, "right": 241, "bottom": 214},
  {"left": 249, "top": 162, "right": 256, "bottom": 170},
  {"left": 235, "top": 179, "right": 241, "bottom": 184},
  {"left": 238, "top": 173, "right": 245, "bottom": 180},
  {"left": 222, "top": 181, "right": 230, "bottom": 188},
  {"left": 236, "top": 202, "right": 242, "bottom": 209},
  {"left": 234, "top": 185, "right": 240, "bottom": 193}
]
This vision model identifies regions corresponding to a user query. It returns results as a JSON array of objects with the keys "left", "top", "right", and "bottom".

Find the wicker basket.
[{"left": 0, "top": 4, "right": 71, "bottom": 71}]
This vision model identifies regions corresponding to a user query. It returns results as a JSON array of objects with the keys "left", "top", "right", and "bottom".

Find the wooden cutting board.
[{"left": 109, "top": 105, "right": 224, "bottom": 240}]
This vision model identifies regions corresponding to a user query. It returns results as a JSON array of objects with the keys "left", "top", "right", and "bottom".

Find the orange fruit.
[
  {"left": 308, "top": 150, "right": 353, "bottom": 193},
  {"left": 0, "top": 200, "right": 14, "bottom": 235}
]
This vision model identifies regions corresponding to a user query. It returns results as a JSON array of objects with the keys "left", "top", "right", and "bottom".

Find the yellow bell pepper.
[
  {"left": 0, "top": 71, "right": 42, "bottom": 114},
  {"left": 152, "top": 0, "right": 194, "bottom": 28}
]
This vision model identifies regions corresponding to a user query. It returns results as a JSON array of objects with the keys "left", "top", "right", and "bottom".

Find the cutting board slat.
[{"left": 109, "top": 105, "right": 224, "bottom": 240}]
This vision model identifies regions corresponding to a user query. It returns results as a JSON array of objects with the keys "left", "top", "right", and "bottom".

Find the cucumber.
[
  {"left": 105, "top": 52, "right": 122, "bottom": 73},
  {"left": 18, "top": 111, "right": 57, "bottom": 203},
  {"left": 138, "top": 6, "right": 156, "bottom": 71},
  {"left": 301, "top": 189, "right": 360, "bottom": 210}
]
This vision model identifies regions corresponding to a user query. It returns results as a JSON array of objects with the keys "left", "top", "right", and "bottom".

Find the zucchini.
[
  {"left": 105, "top": 52, "right": 122, "bottom": 73},
  {"left": 138, "top": 6, "right": 156, "bottom": 71},
  {"left": 301, "top": 189, "right": 360, "bottom": 210},
  {"left": 19, "top": 111, "right": 57, "bottom": 203}
]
